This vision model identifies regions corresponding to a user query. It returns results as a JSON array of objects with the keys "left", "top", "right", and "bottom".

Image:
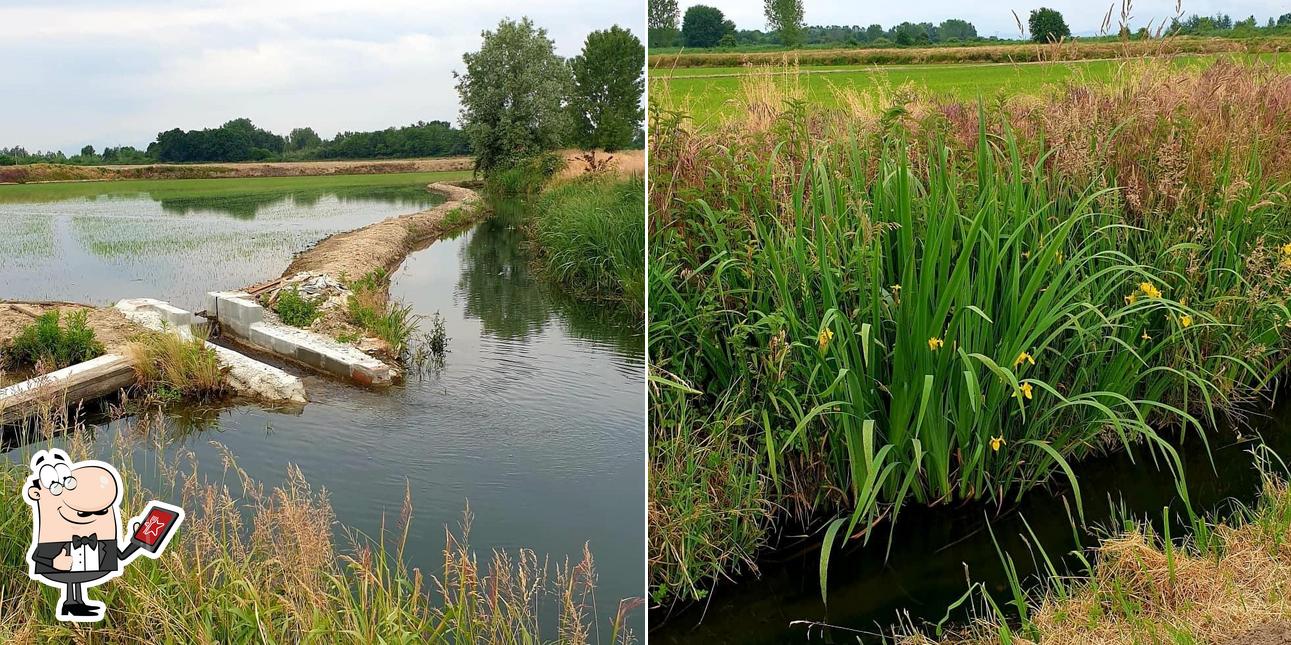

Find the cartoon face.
[{"left": 25, "top": 451, "right": 121, "bottom": 544}]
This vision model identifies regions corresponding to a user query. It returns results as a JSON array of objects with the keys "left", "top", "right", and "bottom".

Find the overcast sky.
[
  {"left": 696, "top": 1, "right": 1288, "bottom": 38},
  {"left": 0, "top": 0, "right": 641, "bottom": 154}
]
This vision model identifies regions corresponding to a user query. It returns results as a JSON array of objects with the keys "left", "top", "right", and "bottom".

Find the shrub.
[
  {"left": 485, "top": 152, "right": 566, "bottom": 196},
  {"left": 275, "top": 287, "right": 321, "bottom": 328},
  {"left": 3, "top": 310, "right": 104, "bottom": 369}
]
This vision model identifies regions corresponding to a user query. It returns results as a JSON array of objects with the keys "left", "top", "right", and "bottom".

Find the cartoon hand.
[
  {"left": 52, "top": 548, "right": 72, "bottom": 571},
  {"left": 131, "top": 520, "right": 140, "bottom": 535}
]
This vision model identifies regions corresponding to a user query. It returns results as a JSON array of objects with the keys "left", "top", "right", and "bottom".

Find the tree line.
[
  {"left": 649, "top": 0, "right": 1291, "bottom": 49},
  {"left": 3, "top": 21, "right": 644, "bottom": 169}
]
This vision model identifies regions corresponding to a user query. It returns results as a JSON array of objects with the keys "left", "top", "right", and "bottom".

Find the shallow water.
[
  {"left": 0, "top": 176, "right": 445, "bottom": 309},
  {"left": 652, "top": 395, "right": 1291, "bottom": 644},
  {"left": 1, "top": 178, "right": 645, "bottom": 633}
]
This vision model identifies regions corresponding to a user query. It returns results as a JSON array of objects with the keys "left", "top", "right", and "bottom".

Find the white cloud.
[{"left": 0, "top": 0, "right": 643, "bottom": 153}]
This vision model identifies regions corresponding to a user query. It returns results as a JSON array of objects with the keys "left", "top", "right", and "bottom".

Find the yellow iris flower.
[
  {"left": 1013, "top": 351, "right": 1036, "bottom": 368},
  {"left": 990, "top": 436, "right": 1006, "bottom": 452},
  {"left": 1139, "top": 282, "right": 1162, "bottom": 299},
  {"left": 817, "top": 328, "right": 834, "bottom": 350},
  {"left": 1013, "top": 382, "right": 1034, "bottom": 400},
  {"left": 928, "top": 337, "right": 944, "bottom": 351}
]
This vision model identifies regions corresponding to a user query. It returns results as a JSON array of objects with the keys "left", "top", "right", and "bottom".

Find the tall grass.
[
  {"left": 347, "top": 268, "right": 422, "bottom": 356},
  {"left": 124, "top": 330, "right": 228, "bottom": 403},
  {"left": 531, "top": 176, "right": 646, "bottom": 315},
  {"left": 0, "top": 418, "right": 639, "bottom": 643},
  {"left": 648, "top": 58, "right": 1291, "bottom": 605}
]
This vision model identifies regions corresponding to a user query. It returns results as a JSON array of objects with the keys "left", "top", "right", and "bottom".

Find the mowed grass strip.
[
  {"left": 0, "top": 170, "right": 473, "bottom": 204},
  {"left": 652, "top": 52, "right": 1291, "bottom": 122}
]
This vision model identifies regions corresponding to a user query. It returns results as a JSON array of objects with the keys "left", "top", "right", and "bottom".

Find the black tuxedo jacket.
[{"left": 31, "top": 538, "right": 140, "bottom": 580}]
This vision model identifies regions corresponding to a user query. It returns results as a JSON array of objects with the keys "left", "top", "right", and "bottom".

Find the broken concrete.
[
  {"left": 205, "top": 291, "right": 395, "bottom": 386},
  {"left": 115, "top": 298, "right": 307, "bottom": 403}
]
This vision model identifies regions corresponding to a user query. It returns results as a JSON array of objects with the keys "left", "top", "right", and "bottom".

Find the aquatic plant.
[
  {"left": 346, "top": 269, "right": 422, "bottom": 357},
  {"left": 2, "top": 310, "right": 104, "bottom": 370},
  {"left": 647, "top": 57, "right": 1291, "bottom": 605}
]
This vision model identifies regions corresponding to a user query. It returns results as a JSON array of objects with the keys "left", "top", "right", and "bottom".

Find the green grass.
[
  {"left": 652, "top": 52, "right": 1291, "bottom": 122},
  {"left": 124, "top": 330, "right": 228, "bottom": 402},
  {"left": 1, "top": 310, "right": 104, "bottom": 370},
  {"left": 530, "top": 176, "right": 645, "bottom": 315},
  {"left": 346, "top": 269, "right": 421, "bottom": 357},
  {"left": 0, "top": 170, "right": 473, "bottom": 204}
]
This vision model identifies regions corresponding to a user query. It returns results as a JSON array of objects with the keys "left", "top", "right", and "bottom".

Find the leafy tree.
[
  {"left": 455, "top": 18, "right": 571, "bottom": 175},
  {"left": 80, "top": 145, "right": 95, "bottom": 157},
  {"left": 648, "top": 0, "right": 681, "bottom": 47},
  {"left": 865, "top": 24, "right": 884, "bottom": 41},
  {"left": 287, "top": 127, "right": 322, "bottom": 151},
  {"left": 682, "top": 5, "right": 732, "bottom": 48},
  {"left": 938, "top": 18, "right": 977, "bottom": 41},
  {"left": 1279, "top": 13, "right": 1291, "bottom": 27},
  {"left": 569, "top": 26, "right": 644, "bottom": 151},
  {"left": 764, "top": 0, "right": 805, "bottom": 48},
  {"left": 1028, "top": 7, "right": 1071, "bottom": 43}
]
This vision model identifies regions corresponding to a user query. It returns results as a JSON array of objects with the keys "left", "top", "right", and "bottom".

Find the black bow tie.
[{"left": 71, "top": 534, "right": 97, "bottom": 548}]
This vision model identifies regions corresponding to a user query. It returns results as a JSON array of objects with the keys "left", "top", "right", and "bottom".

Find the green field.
[
  {"left": 0, "top": 170, "right": 473, "bottom": 204},
  {"left": 652, "top": 52, "right": 1291, "bottom": 123}
]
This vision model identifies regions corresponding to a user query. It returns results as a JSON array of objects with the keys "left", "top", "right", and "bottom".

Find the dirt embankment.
[
  {"left": 281, "top": 182, "right": 480, "bottom": 282},
  {"left": 0, "top": 157, "right": 473, "bottom": 185},
  {"left": 0, "top": 302, "right": 142, "bottom": 354}
]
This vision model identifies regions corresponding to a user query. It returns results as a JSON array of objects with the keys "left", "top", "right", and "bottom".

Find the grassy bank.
[
  {"left": 530, "top": 176, "right": 645, "bottom": 315},
  {"left": 0, "top": 170, "right": 473, "bottom": 205},
  {"left": 647, "top": 57, "right": 1291, "bottom": 606},
  {"left": 913, "top": 478, "right": 1291, "bottom": 644},
  {"left": 648, "top": 36, "right": 1291, "bottom": 69},
  {"left": 0, "top": 424, "right": 639, "bottom": 643},
  {"left": 0, "top": 158, "right": 472, "bottom": 186}
]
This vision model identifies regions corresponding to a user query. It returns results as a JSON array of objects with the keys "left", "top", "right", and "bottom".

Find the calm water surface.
[
  {"left": 0, "top": 177, "right": 645, "bottom": 633},
  {"left": 653, "top": 395, "right": 1291, "bottom": 643}
]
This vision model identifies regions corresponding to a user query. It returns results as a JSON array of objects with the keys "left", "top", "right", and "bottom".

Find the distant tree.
[
  {"left": 1279, "top": 13, "right": 1291, "bottom": 27},
  {"left": 682, "top": 5, "right": 732, "bottom": 48},
  {"left": 764, "top": 0, "right": 806, "bottom": 48},
  {"left": 1028, "top": 7, "right": 1071, "bottom": 43},
  {"left": 455, "top": 18, "right": 571, "bottom": 175},
  {"left": 648, "top": 0, "right": 681, "bottom": 47},
  {"left": 938, "top": 18, "right": 977, "bottom": 41},
  {"left": 865, "top": 24, "right": 884, "bottom": 41},
  {"left": 287, "top": 127, "right": 322, "bottom": 151},
  {"left": 569, "top": 26, "right": 645, "bottom": 151},
  {"left": 718, "top": 32, "right": 737, "bottom": 47},
  {"left": 80, "top": 145, "right": 95, "bottom": 157},
  {"left": 894, "top": 29, "right": 912, "bottom": 46}
]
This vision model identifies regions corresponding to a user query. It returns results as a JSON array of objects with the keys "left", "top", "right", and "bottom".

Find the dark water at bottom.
[{"left": 653, "top": 393, "right": 1291, "bottom": 644}]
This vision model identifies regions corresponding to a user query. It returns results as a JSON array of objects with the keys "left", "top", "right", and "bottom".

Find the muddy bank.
[
  {"left": 281, "top": 181, "right": 480, "bottom": 281},
  {"left": 0, "top": 157, "right": 472, "bottom": 185}
]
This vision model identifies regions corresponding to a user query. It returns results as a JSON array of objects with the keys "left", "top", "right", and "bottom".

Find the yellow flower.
[
  {"left": 1141, "top": 330, "right": 1152, "bottom": 341},
  {"left": 1013, "top": 351, "right": 1036, "bottom": 368},
  {"left": 928, "top": 337, "right": 944, "bottom": 351},
  {"left": 990, "top": 435, "right": 1006, "bottom": 452},
  {"left": 1021, "top": 251, "right": 1031, "bottom": 260},
  {"left": 1013, "top": 382, "right": 1033, "bottom": 400},
  {"left": 1180, "top": 314, "right": 1193, "bottom": 328},
  {"left": 1282, "top": 242, "right": 1291, "bottom": 256},
  {"left": 1055, "top": 251, "right": 1064, "bottom": 264},
  {"left": 1139, "top": 282, "right": 1162, "bottom": 299},
  {"left": 1124, "top": 293, "right": 1138, "bottom": 305},
  {"left": 817, "top": 328, "right": 834, "bottom": 350}
]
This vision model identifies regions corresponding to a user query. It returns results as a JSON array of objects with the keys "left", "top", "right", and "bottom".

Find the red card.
[{"left": 133, "top": 506, "right": 178, "bottom": 547}]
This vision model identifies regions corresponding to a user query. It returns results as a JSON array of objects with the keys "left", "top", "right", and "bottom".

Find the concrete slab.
[
  {"left": 114, "top": 298, "right": 306, "bottom": 403},
  {"left": 206, "top": 291, "right": 394, "bottom": 387}
]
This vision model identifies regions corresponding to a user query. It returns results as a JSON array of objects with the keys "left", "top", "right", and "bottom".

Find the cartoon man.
[{"left": 22, "top": 448, "right": 184, "bottom": 622}]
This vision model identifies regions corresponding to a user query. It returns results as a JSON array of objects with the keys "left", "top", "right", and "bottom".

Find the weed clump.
[
  {"left": 346, "top": 269, "right": 421, "bottom": 356},
  {"left": 275, "top": 287, "right": 321, "bottom": 328},
  {"left": 2, "top": 310, "right": 104, "bottom": 370},
  {"left": 124, "top": 331, "right": 228, "bottom": 403}
]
